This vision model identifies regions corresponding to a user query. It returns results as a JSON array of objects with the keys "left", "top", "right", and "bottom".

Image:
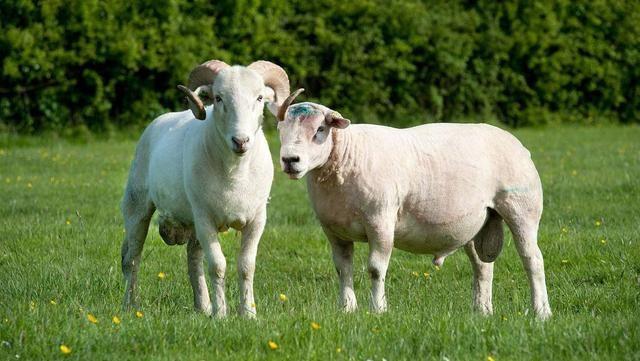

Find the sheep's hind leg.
[
  {"left": 121, "top": 191, "right": 155, "bottom": 310},
  {"left": 497, "top": 198, "right": 551, "bottom": 320},
  {"left": 187, "top": 237, "right": 212, "bottom": 315},
  {"left": 195, "top": 218, "right": 227, "bottom": 318},
  {"left": 237, "top": 206, "right": 267, "bottom": 318},
  {"left": 509, "top": 222, "right": 551, "bottom": 320},
  {"left": 327, "top": 232, "right": 357, "bottom": 312},
  {"left": 464, "top": 240, "right": 494, "bottom": 315}
]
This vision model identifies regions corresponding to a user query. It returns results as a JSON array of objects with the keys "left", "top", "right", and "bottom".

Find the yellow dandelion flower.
[
  {"left": 435, "top": 265, "right": 441, "bottom": 271},
  {"left": 157, "top": 272, "right": 166, "bottom": 279},
  {"left": 27, "top": 182, "right": 32, "bottom": 188},
  {"left": 59, "top": 344, "right": 72, "bottom": 355},
  {"left": 411, "top": 271, "right": 419, "bottom": 277},
  {"left": 87, "top": 313, "right": 98, "bottom": 324},
  {"left": 112, "top": 316, "right": 121, "bottom": 325},
  {"left": 268, "top": 341, "right": 278, "bottom": 350},
  {"left": 595, "top": 220, "right": 601, "bottom": 227},
  {"left": 336, "top": 347, "right": 342, "bottom": 353},
  {"left": 66, "top": 219, "right": 71, "bottom": 225},
  {"left": 600, "top": 239, "right": 607, "bottom": 245},
  {"left": 135, "top": 311, "right": 144, "bottom": 318},
  {"left": 50, "top": 299, "right": 57, "bottom": 305},
  {"left": 571, "top": 170, "right": 577, "bottom": 176},
  {"left": 311, "top": 322, "right": 321, "bottom": 330},
  {"left": 423, "top": 272, "right": 430, "bottom": 278},
  {"left": 487, "top": 356, "right": 495, "bottom": 361},
  {"left": 279, "top": 293, "right": 288, "bottom": 302},
  {"left": 29, "top": 301, "right": 36, "bottom": 310},
  {"left": 502, "top": 315, "right": 507, "bottom": 321},
  {"left": 561, "top": 227, "right": 568, "bottom": 233},
  {"left": 561, "top": 259, "right": 569, "bottom": 264}
]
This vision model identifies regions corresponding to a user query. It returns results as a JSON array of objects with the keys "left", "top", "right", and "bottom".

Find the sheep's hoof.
[
  {"left": 369, "top": 302, "right": 387, "bottom": 314},
  {"left": 194, "top": 303, "right": 212, "bottom": 316},
  {"left": 340, "top": 296, "right": 358, "bottom": 313},
  {"left": 122, "top": 294, "right": 139, "bottom": 312},
  {"left": 341, "top": 304, "right": 358, "bottom": 313},
  {"left": 473, "top": 303, "right": 493, "bottom": 316},
  {"left": 534, "top": 308, "right": 552, "bottom": 321},
  {"left": 212, "top": 306, "right": 228, "bottom": 319},
  {"left": 240, "top": 310, "right": 257, "bottom": 320},
  {"left": 239, "top": 304, "right": 257, "bottom": 319}
]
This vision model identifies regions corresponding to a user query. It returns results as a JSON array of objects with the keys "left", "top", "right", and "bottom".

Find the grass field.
[{"left": 1, "top": 125, "right": 639, "bottom": 360}]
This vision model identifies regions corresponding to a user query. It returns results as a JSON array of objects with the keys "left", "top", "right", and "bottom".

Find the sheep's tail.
[{"left": 474, "top": 208, "right": 504, "bottom": 263}]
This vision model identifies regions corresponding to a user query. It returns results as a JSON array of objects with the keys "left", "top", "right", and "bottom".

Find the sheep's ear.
[
  {"left": 195, "top": 85, "right": 214, "bottom": 106},
  {"left": 326, "top": 111, "right": 350, "bottom": 129},
  {"left": 263, "top": 87, "right": 279, "bottom": 116}
]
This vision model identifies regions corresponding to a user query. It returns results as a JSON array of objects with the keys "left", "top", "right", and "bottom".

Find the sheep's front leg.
[
  {"left": 365, "top": 218, "right": 394, "bottom": 313},
  {"left": 237, "top": 207, "right": 266, "bottom": 318},
  {"left": 327, "top": 233, "right": 357, "bottom": 312},
  {"left": 187, "top": 238, "right": 212, "bottom": 315},
  {"left": 195, "top": 220, "right": 227, "bottom": 318}
]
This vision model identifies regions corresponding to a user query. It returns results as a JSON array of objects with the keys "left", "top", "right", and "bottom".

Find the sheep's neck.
[{"left": 312, "top": 129, "right": 351, "bottom": 184}]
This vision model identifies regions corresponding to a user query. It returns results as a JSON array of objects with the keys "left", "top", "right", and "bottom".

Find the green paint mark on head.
[{"left": 288, "top": 104, "right": 319, "bottom": 120}]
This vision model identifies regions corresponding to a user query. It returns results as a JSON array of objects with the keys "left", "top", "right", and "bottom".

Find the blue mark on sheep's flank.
[
  {"left": 288, "top": 105, "right": 319, "bottom": 120},
  {"left": 501, "top": 186, "right": 530, "bottom": 193}
]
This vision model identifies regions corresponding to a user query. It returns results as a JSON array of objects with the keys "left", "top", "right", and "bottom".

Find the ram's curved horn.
[
  {"left": 187, "top": 60, "right": 230, "bottom": 90},
  {"left": 177, "top": 85, "right": 206, "bottom": 120},
  {"left": 178, "top": 60, "right": 229, "bottom": 120},
  {"left": 277, "top": 88, "right": 305, "bottom": 121},
  {"left": 247, "top": 61, "right": 291, "bottom": 106}
]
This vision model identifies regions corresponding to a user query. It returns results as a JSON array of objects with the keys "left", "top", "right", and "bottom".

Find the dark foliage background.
[{"left": 1, "top": 0, "right": 638, "bottom": 133}]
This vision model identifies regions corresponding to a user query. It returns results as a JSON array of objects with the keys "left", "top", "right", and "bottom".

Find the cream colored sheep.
[{"left": 275, "top": 90, "right": 551, "bottom": 319}]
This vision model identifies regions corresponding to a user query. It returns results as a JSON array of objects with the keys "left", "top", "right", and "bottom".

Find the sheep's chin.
[{"left": 285, "top": 170, "right": 306, "bottom": 180}]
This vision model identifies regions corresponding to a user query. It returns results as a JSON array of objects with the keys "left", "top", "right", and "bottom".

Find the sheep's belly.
[
  {"left": 323, "top": 208, "right": 487, "bottom": 256},
  {"left": 392, "top": 209, "right": 488, "bottom": 255}
]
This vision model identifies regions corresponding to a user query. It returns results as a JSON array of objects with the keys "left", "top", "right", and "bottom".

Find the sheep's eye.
[
  {"left": 215, "top": 95, "right": 222, "bottom": 103},
  {"left": 199, "top": 92, "right": 210, "bottom": 101},
  {"left": 317, "top": 126, "right": 325, "bottom": 133},
  {"left": 257, "top": 95, "right": 263, "bottom": 102}
]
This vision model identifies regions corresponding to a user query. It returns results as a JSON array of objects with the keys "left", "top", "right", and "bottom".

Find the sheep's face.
[
  {"left": 277, "top": 102, "right": 350, "bottom": 179},
  {"left": 206, "top": 66, "right": 274, "bottom": 155}
]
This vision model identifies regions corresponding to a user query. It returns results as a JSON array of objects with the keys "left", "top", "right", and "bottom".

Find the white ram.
[{"left": 121, "top": 60, "right": 290, "bottom": 318}]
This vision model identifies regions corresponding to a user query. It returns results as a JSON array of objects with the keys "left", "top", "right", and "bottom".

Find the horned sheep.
[{"left": 120, "top": 60, "right": 290, "bottom": 318}]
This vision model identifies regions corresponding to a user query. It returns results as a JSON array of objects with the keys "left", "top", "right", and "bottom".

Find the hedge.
[{"left": 1, "top": 0, "right": 638, "bottom": 133}]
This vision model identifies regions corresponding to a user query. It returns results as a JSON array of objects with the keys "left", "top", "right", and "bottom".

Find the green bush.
[{"left": 1, "top": 0, "right": 638, "bottom": 132}]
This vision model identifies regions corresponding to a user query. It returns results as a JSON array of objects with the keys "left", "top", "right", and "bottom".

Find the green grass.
[{"left": 1, "top": 125, "right": 639, "bottom": 360}]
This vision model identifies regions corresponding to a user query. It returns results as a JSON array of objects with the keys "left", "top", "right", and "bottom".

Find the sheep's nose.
[
  {"left": 281, "top": 156, "right": 300, "bottom": 165},
  {"left": 231, "top": 136, "right": 250, "bottom": 154}
]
